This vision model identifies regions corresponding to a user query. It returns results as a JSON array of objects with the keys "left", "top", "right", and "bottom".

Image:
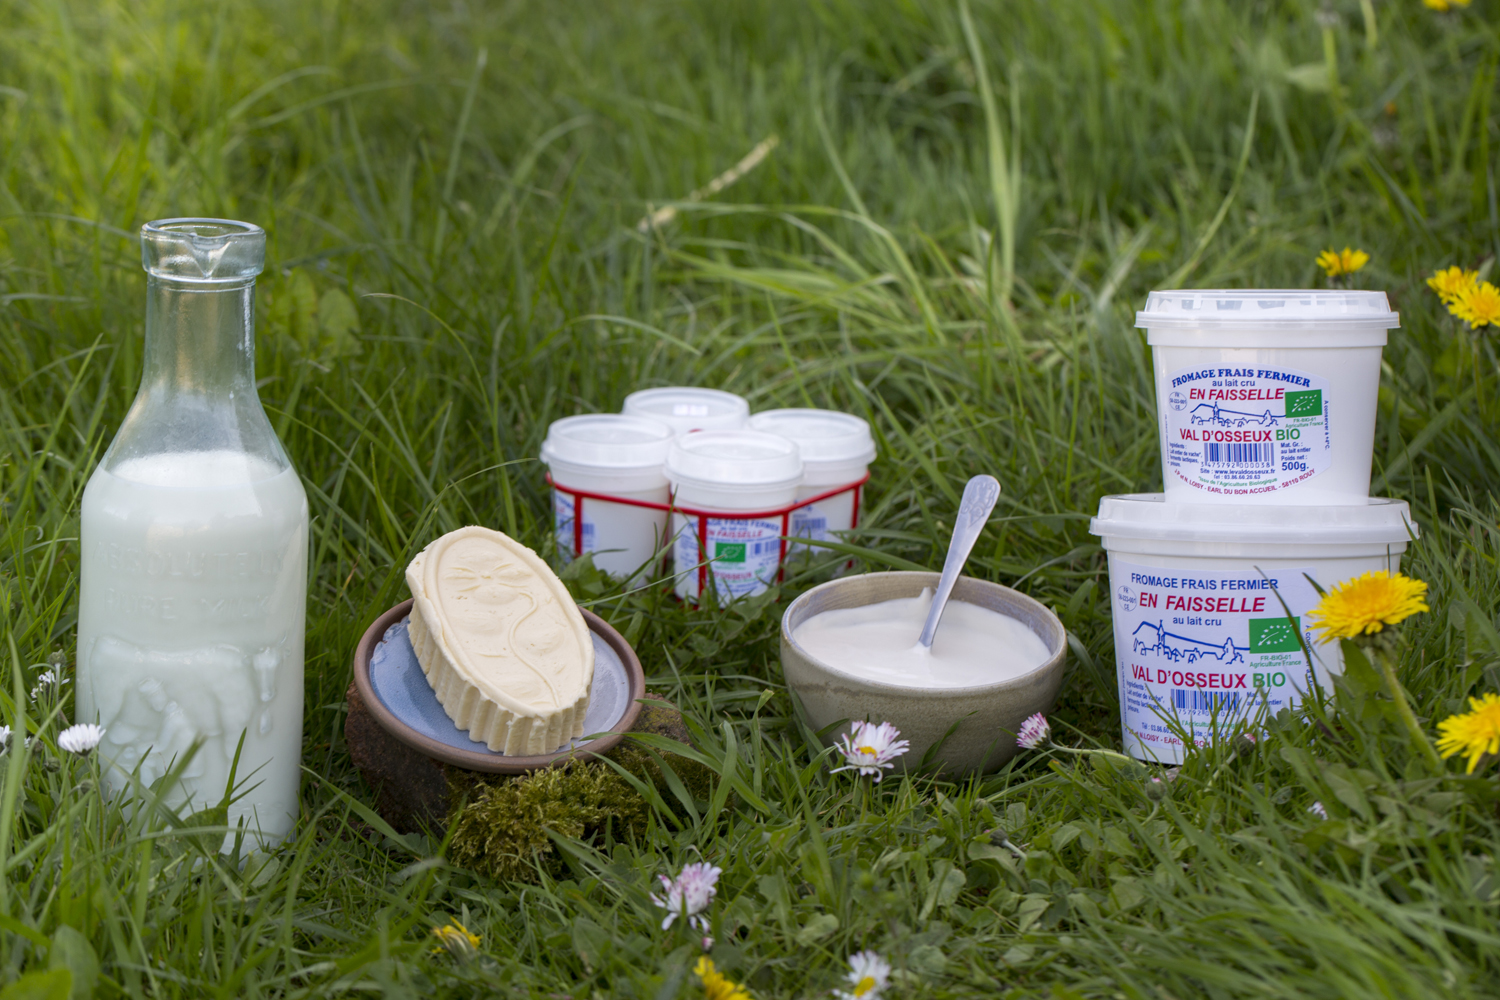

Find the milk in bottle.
[{"left": 76, "top": 219, "right": 308, "bottom": 845}]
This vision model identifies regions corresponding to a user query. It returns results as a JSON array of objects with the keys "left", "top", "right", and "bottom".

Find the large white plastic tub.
[
  {"left": 1137, "top": 290, "right": 1399, "bottom": 506},
  {"left": 1090, "top": 494, "right": 1417, "bottom": 764}
]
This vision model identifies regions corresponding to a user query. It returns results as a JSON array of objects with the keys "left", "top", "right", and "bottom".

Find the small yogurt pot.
[
  {"left": 541, "top": 414, "right": 675, "bottom": 580},
  {"left": 1090, "top": 493, "right": 1417, "bottom": 764},
  {"left": 665, "top": 429, "right": 802, "bottom": 602},
  {"left": 622, "top": 386, "right": 749, "bottom": 435},
  {"left": 780, "top": 571, "right": 1067, "bottom": 777},
  {"left": 1136, "top": 290, "right": 1399, "bottom": 506},
  {"left": 748, "top": 408, "right": 876, "bottom": 550}
]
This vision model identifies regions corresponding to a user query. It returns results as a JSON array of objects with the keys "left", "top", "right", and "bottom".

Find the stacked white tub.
[{"left": 1090, "top": 291, "right": 1417, "bottom": 763}]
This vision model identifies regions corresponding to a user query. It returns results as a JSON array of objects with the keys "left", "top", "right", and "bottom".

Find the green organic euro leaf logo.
[
  {"left": 1250, "top": 617, "right": 1302, "bottom": 652},
  {"left": 1284, "top": 390, "right": 1322, "bottom": 418},
  {"left": 714, "top": 542, "right": 746, "bottom": 563}
]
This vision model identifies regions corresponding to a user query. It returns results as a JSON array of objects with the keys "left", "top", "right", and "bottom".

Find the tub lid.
[
  {"left": 1136, "top": 290, "right": 1400, "bottom": 331},
  {"left": 541, "top": 414, "right": 675, "bottom": 470},
  {"left": 621, "top": 387, "right": 749, "bottom": 432},
  {"left": 666, "top": 430, "right": 803, "bottom": 488},
  {"left": 747, "top": 408, "right": 876, "bottom": 466},
  {"left": 1090, "top": 494, "right": 1419, "bottom": 545}
]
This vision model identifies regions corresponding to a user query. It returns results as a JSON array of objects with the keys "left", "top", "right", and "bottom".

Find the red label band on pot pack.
[{"left": 1090, "top": 494, "right": 1418, "bottom": 765}]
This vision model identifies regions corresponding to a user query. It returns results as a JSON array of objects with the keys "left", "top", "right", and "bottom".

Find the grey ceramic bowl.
[{"left": 780, "top": 571, "right": 1067, "bottom": 776}]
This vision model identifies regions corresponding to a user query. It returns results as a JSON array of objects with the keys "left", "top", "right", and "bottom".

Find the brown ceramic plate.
[{"left": 351, "top": 598, "right": 645, "bottom": 773}]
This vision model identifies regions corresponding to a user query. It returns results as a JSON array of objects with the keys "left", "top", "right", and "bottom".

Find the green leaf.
[
  {"left": 0, "top": 970, "right": 72, "bottom": 1000},
  {"left": 571, "top": 916, "right": 609, "bottom": 973},
  {"left": 282, "top": 269, "right": 320, "bottom": 348},
  {"left": 316, "top": 287, "right": 362, "bottom": 358},
  {"left": 1285, "top": 63, "right": 1330, "bottom": 93},
  {"left": 909, "top": 943, "right": 948, "bottom": 975},
  {"left": 1049, "top": 822, "right": 1083, "bottom": 852},
  {"left": 794, "top": 913, "right": 840, "bottom": 945},
  {"left": 1109, "top": 876, "right": 1145, "bottom": 912},
  {"left": 47, "top": 927, "right": 97, "bottom": 1000},
  {"left": 1102, "top": 826, "right": 1135, "bottom": 858},
  {"left": 1014, "top": 894, "right": 1050, "bottom": 933},
  {"left": 174, "top": 804, "right": 228, "bottom": 855},
  {"left": 967, "top": 842, "right": 1018, "bottom": 870},
  {"left": 1339, "top": 639, "right": 1382, "bottom": 696}
]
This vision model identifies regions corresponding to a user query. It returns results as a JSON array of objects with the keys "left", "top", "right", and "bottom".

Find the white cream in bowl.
[{"left": 791, "top": 588, "right": 1049, "bottom": 689}]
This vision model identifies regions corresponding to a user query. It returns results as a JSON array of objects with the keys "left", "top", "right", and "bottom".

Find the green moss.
[
  {"left": 447, "top": 762, "right": 647, "bottom": 883},
  {"left": 444, "top": 707, "right": 714, "bottom": 883},
  {"left": 606, "top": 736, "right": 716, "bottom": 806}
]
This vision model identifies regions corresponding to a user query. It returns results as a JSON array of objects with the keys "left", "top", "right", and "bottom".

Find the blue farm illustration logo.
[
  {"left": 1132, "top": 620, "right": 1246, "bottom": 666},
  {"left": 1189, "top": 401, "right": 1281, "bottom": 429}
]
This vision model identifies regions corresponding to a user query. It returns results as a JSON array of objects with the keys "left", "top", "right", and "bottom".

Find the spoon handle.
[{"left": 917, "top": 474, "right": 1001, "bottom": 648}]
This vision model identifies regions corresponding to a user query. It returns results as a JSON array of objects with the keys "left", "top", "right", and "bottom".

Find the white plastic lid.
[
  {"left": 1136, "top": 290, "right": 1400, "bottom": 331},
  {"left": 621, "top": 387, "right": 749, "bottom": 434},
  {"left": 1090, "top": 494, "right": 1418, "bottom": 545},
  {"left": 747, "top": 409, "right": 876, "bottom": 466},
  {"left": 541, "top": 414, "right": 674, "bottom": 470},
  {"left": 666, "top": 430, "right": 803, "bottom": 489}
]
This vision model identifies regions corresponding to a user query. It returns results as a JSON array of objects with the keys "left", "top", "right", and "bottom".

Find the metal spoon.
[{"left": 916, "top": 474, "right": 1001, "bottom": 648}]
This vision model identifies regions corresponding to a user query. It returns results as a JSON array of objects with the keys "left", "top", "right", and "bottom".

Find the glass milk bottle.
[{"left": 76, "top": 219, "right": 308, "bottom": 845}]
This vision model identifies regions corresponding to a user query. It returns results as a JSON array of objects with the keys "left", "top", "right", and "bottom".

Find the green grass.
[{"left": 4, "top": 0, "right": 1500, "bottom": 996}]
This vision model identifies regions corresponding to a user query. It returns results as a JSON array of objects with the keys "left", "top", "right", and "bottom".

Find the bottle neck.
[
  {"left": 97, "top": 273, "right": 289, "bottom": 480},
  {"left": 141, "top": 276, "right": 257, "bottom": 395}
]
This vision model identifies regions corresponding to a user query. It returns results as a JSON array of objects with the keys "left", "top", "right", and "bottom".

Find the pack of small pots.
[
  {"left": 539, "top": 387, "right": 876, "bottom": 604},
  {"left": 1090, "top": 290, "right": 1418, "bottom": 763}
]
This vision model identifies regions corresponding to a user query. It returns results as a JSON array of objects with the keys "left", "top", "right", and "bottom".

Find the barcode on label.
[
  {"left": 751, "top": 540, "right": 779, "bottom": 556},
  {"left": 1172, "top": 689, "right": 1242, "bottom": 713},
  {"left": 1203, "top": 442, "right": 1273, "bottom": 467}
]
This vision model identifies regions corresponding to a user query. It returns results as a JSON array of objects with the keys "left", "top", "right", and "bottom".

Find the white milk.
[
  {"left": 76, "top": 450, "right": 308, "bottom": 843},
  {"left": 792, "top": 590, "right": 1050, "bottom": 688}
]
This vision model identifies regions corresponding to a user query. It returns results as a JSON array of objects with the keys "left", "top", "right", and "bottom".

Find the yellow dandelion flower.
[
  {"left": 1316, "top": 247, "right": 1370, "bottom": 279},
  {"left": 1426, "top": 266, "right": 1478, "bottom": 304},
  {"left": 1423, "top": 0, "right": 1471, "bottom": 10},
  {"left": 1436, "top": 693, "right": 1500, "bottom": 773},
  {"left": 430, "top": 919, "right": 480, "bottom": 957},
  {"left": 695, "top": 957, "right": 751, "bottom": 1000},
  {"left": 1306, "top": 570, "right": 1429, "bottom": 641},
  {"left": 1451, "top": 280, "right": 1500, "bottom": 329}
]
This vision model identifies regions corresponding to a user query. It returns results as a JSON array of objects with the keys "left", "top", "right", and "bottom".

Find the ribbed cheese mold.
[{"left": 406, "top": 526, "right": 594, "bottom": 755}]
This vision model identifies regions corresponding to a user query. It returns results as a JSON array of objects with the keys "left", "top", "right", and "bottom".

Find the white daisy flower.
[
  {"left": 831, "top": 721, "right": 910, "bottom": 782},
  {"left": 1308, "top": 800, "right": 1328, "bottom": 820},
  {"left": 833, "top": 950, "right": 891, "bottom": 1000},
  {"left": 650, "top": 861, "right": 721, "bottom": 931},
  {"left": 57, "top": 723, "right": 105, "bottom": 755},
  {"left": 1016, "top": 712, "right": 1051, "bottom": 749},
  {"left": 30, "top": 668, "right": 68, "bottom": 701}
]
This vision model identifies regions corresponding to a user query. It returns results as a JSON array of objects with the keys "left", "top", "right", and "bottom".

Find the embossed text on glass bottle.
[{"left": 76, "top": 219, "right": 308, "bottom": 845}]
